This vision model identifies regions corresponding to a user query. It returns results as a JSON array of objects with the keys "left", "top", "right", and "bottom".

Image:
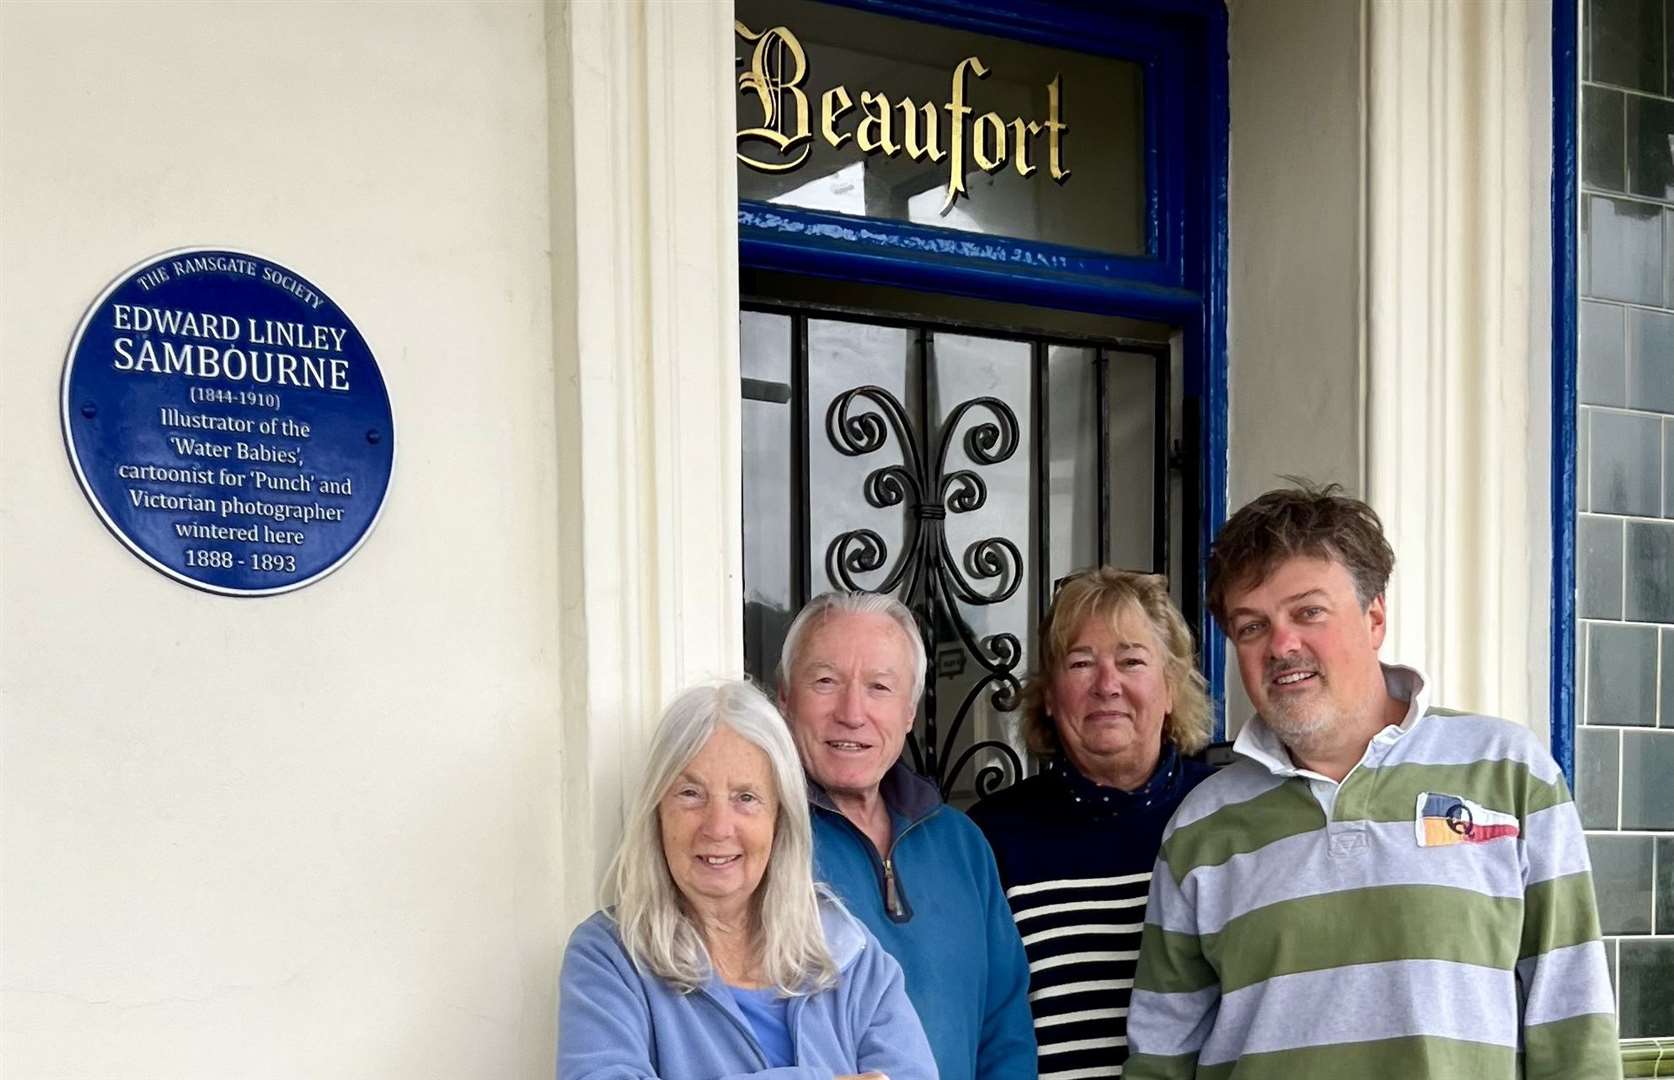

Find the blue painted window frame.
[
  {"left": 1549, "top": 0, "right": 1578, "bottom": 786},
  {"left": 737, "top": 0, "right": 1231, "bottom": 725}
]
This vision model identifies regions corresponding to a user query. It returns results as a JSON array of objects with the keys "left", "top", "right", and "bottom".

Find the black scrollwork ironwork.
[{"left": 822, "top": 384, "right": 1025, "bottom": 798}]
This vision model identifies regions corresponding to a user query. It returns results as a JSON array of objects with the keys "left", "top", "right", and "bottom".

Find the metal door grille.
[{"left": 741, "top": 303, "right": 1185, "bottom": 798}]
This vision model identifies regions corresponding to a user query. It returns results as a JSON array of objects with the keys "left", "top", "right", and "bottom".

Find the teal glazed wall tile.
[
  {"left": 1580, "top": 514, "right": 1626, "bottom": 619},
  {"left": 1665, "top": 628, "right": 1674, "bottom": 726},
  {"left": 1591, "top": 410, "right": 1662, "bottom": 515},
  {"left": 1629, "top": 308, "right": 1674, "bottom": 414},
  {"left": 1580, "top": 409, "right": 1592, "bottom": 513},
  {"left": 1626, "top": 520, "right": 1674, "bottom": 622},
  {"left": 1589, "top": 834, "right": 1655, "bottom": 934},
  {"left": 1588, "top": 622, "right": 1660, "bottom": 726},
  {"left": 1585, "top": 196, "right": 1665, "bottom": 305},
  {"left": 1666, "top": 418, "right": 1673, "bottom": 518},
  {"left": 1591, "top": 0, "right": 1666, "bottom": 94},
  {"left": 1619, "top": 938, "right": 1674, "bottom": 1038},
  {"left": 1658, "top": 837, "right": 1674, "bottom": 931},
  {"left": 1586, "top": 85, "right": 1627, "bottom": 192},
  {"left": 1627, "top": 93, "right": 1674, "bottom": 200},
  {"left": 1667, "top": 208, "right": 1674, "bottom": 308},
  {"left": 1587, "top": 10, "right": 1592, "bottom": 79},
  {"left": 1577, "top": 726, "right": 1620, "bottom": 828},
  {"left": 1581, "top": 301, "right": 1627, "bottom": 407},
  {"left": 1621, "top": 730, "right": 1674, "bottom": 828}
]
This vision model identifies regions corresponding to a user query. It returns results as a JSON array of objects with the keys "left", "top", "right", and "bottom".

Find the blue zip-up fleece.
[
  {"left": 810, "top": 762, "right": 1037, "bottom": 1080},
  {"left": 557, "top": 894, "right": 937, "bottom": 1080}
]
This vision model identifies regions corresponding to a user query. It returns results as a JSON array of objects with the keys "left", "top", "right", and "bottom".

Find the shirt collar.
[
  {"left": 1233, "top": 662, "right": 1428, "bottom": 778},
  {"left": 806, "top": 758, "right": 942, "bottom": 826},
  {"left": 1051, "top": 742, "right": 1180, "bottom": 800}
]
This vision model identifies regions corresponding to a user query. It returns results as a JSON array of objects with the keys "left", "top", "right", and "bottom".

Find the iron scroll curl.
[{"left": 819, "top": 383, "right": 1028, "bottom": 797}]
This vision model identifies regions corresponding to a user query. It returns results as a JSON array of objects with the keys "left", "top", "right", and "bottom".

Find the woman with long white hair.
[{"left": 558, "top": 679, "right": 936, "bottom": 1080}]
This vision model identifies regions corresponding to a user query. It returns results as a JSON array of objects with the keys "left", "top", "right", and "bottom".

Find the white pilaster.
[
  {"left": 1366, "top": 0, "right": 1552, "bottom": 732},
  {"left": 547, "top": 0, "right": 741, "bottom": 927}
]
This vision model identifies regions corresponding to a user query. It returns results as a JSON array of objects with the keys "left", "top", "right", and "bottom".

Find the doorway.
[{"left": 741, "top": 288, "right": 1190, "bottom": 801}]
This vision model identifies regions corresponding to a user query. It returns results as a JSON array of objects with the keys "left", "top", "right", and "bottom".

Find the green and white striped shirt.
[{"left": 1126, "top": 666, "right": 1620, "bottom": 1080}]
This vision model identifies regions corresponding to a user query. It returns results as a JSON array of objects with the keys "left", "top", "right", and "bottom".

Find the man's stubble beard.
[
  {"left": 1264, "top": 696, "right": 1336, "bottom": 759},
  {"left": 1263, "top": 653, "right": 1342, "bottom": 759},
  {"left": 1265, "top": 682, "right": 1384, "bottom": 763}
]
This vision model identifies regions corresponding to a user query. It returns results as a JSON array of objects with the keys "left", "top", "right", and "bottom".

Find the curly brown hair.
[
  {"left": 1206, "top": 480, "right": 1395, "bottom": 627},
  {"left": 1021, "top": 567, "right": 1212, "bottom": 758}
]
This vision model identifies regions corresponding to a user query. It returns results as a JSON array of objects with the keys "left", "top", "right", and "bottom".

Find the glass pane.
[
  {"left": 930, "top": 331, "right": 1034, "bottom": 798},
  {"left": 1046, "top": 344, "right": 1099, "bottom": 582},
  {"left": 741, "top": 307, "right": 790, "bottom": 383},
  {"left": 806, "top": 319, "right": 914, "bottom": 596},
  {"left": 741, "top": 311, "right": 795, "bottom": 682},
  {"left": 1106, "top": 350, "right": 1157, "bottom": 573},
  {"left": 735, "top": 0, "right": 1145, "bottom": 255}
]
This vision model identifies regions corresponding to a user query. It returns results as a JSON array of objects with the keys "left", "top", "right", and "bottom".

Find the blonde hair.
[
  {"left": 600, "top": 679, "right": 837, "bottom": 995},
  {"left": 1023, "top": 568, "right": 1213, "bottom": 758}
]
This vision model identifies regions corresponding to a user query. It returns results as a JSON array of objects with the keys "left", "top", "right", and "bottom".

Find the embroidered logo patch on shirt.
[{"left": 1414, "top": 792, "right": 1520, "bottom": 847}]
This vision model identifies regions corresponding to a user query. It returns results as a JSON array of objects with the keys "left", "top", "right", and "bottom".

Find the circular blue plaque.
[{"left": 61, "top": 248, "right": 395, "bottom": 595}]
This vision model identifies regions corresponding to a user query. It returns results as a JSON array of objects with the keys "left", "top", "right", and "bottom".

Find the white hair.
[
  {"left": 776, "top": 590, "right": 927, "bottom": 704},
  {"left": 600, "top": 679, "right": 837, "bottom": 995}
]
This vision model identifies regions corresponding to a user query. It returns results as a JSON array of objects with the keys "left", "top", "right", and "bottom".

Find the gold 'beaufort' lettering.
[
  {"left": 736, "top": 23, "right": 812, "bottom": 172},
  {"left": 734, "top": 21, "right": 1070, "bottom": 213}
]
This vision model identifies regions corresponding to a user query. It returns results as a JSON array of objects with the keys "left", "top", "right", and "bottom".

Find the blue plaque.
[{"left": 61, "top": 248, "right": 395, "bottom": 595}]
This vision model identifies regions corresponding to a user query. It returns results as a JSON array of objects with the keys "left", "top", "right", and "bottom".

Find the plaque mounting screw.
[
  {"left": 80, "top": 402, "right": 97, "bottom": 419},
  {"left": 366, "top": 429, "right": 381, "bottom": 445}
]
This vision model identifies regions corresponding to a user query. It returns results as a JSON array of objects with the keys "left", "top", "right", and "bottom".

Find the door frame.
[{"left": 736, "top": 0, "right": 1231, "bottom": 727}]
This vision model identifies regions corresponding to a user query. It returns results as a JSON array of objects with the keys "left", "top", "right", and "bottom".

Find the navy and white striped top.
[{"left": 969, "top": 748, "right": 1212, "bottom": 1079}]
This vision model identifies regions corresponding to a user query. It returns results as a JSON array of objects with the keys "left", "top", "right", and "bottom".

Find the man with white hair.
[{"left": 778, "top": 590, "right": 1037, "bottom": 1080}]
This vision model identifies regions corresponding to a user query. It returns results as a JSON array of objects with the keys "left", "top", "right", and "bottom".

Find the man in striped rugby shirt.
[{"left": 1126, "top": 484, "right": 1620, "bottom": 1080}]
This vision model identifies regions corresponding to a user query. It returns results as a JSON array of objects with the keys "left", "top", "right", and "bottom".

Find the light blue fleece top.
[{"left": 557, "top": 894, "right": 937, "bottom": 1080}]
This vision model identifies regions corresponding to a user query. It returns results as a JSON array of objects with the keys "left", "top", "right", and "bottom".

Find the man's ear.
[{"left": 1366, "top": 593, "right": 1388, "bottom": 649}]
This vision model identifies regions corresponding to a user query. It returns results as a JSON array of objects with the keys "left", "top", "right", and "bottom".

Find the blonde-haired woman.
[
  {"left": 968, "top": 569, "right": 1214, "bottom": 1080},
  {"left": 558, "top": 679, "right": 936, "bottom": 1080}
]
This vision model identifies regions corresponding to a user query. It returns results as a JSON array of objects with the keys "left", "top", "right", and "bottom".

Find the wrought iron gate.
[{"left": 742, "top": 304, "right": 1181, "bottom": 799}]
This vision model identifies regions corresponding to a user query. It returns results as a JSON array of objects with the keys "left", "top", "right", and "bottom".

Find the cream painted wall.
[
  {"left": 1224, "top": 0, "right": 1366, "bottom": 729},
  {"left": 1227, "top": 0, "right": 1365, "bottom": 510},
  {"left": 1, "top": 4, "right": 569, "bottom": 1077}
]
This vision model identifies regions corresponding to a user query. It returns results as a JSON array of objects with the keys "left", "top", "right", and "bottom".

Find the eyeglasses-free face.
[
  {"left": 1047, "top": 608, "right": 1174, "bottom": 789},
  {"left": 780, "top": 610, "right": 917, "bottom": 801},
  {"left": 658, "top": 726, "right": 779, "bottom": 924},
  {"left": 1222, "top": 554, "right": 1389, "bottom": 752}
]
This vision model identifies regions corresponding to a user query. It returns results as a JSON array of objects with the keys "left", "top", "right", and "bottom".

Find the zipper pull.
[{"left": 884, "top": 858, "right": 902, "bottom": 916}]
